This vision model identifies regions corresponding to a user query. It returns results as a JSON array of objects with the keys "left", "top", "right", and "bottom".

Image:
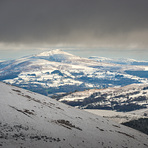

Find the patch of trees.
[
  {"left": 15, "top": 83, "right": 85, "bottom": 96},
  {"left": 132, "top": 96, "right": 147, "bottom": 102},
  {"left": 114, "top": 103, "right": 146, "bottom": 112},
  {"left": 61, "top": 100, "right": 83, "bottom": 106},
  {"left": 51, "top": 70, "right": 63, "bottom": 76},
  {"left": 85, "top": 104, "right": 112, "bottom": 110},
  {"left": 81, "top": 96, "right": 105, "bottom": 106},
  {"left": 125, "top": 70, "right": 148, "bottom": 78},
  {"left": 77, "top": 76, "right": 139, "bottom": 86},
  {"left": 71, "top": 72, "right": 84, "bottom": 76},
  {"left": 122, "top": 118, "right": 148, "bottom": 135},
  {"left": 0, "top": 72, "right": 20, "bottom": 81},
  {"left": 143, "top": 86, "right": 148, "bottom": 90}
]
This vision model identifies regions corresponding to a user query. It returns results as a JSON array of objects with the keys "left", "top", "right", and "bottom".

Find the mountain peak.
[
  {"left": 33, "top": 49, "right": 82, "bottom": 63},
  {"left": 36, "top": 49, "right": 72, "bottom": 57}
]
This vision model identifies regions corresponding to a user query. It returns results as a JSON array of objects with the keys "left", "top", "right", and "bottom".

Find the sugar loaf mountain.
[
  {"left": 0, "top": 49, "right": 148, "bottom": 113},
  {"left": 0, "top": 49, "right": 148, "bottom": 96}
]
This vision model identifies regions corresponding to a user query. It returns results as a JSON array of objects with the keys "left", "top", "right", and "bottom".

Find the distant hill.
[
  {"left": 57, "top": 83, "right": 148, "bottom": 112},
  {"left": 89, "top": 56, "right": 148, "bottom": 66},
  {"left": 0, "top": 49, "right": 148, "bottom": 96}
]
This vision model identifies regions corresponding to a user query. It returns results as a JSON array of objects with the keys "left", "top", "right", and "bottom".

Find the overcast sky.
[{"left": 0, "top": 0, "right": 148, "bottom": 60}]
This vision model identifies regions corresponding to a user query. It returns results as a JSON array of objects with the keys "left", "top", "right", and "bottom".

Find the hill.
[
  {"left": 57, "top": 83, "right": 148, "bottom": 112},
  {"left": 0, "top": 82, "right": 148, "bottom": 148},
  {"left": 0, "top": 49, "right": 148, "bottom": 96}
]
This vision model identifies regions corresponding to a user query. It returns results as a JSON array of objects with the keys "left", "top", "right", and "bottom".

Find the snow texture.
[
  {"left": 0, "top": 49, "right": 148, "bottom": 96},
  {"left": 0, "top": 82, "right": 148, "bottom": 148}
]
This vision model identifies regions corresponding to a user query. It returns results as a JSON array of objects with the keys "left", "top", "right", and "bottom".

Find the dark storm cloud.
[{"left": 0, "top": 0, "right": 148, "bottom": 48}]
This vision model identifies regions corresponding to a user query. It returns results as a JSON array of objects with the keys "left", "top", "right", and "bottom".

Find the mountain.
[
  {"left": 89, "top": 56, "right": 148, "bottom": 66},
  {"left": 0, "top": 82, "right": 148, "bottom": 148},
  {"left": 34, "top": 49, "right": 97, "bottom": 65},
  {"left": 0, "top": 49, "right": 148, "bottom": 96},
  {"left": 57, "top": 83, "right": 148, "bottom": 112}
]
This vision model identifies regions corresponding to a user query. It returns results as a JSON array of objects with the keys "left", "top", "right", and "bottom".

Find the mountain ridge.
[
  {"left": 89, "top": 56, "right": 148, "bottom": 66},
  {"left": 0, "top": 49, "right": 148, "bottom": 97}
]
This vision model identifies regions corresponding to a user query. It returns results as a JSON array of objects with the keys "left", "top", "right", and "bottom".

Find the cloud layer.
[{"left": 0, "top": 0, "right": 148, "bottom": 49}]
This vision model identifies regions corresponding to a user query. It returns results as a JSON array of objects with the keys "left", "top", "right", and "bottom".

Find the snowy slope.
[
  {"left": 89, "top": 56, "right": 148, "bottom": 66},
  {"left": 0, "top": 82, "right": 148, "bottom": 148},
  {"left": 34, "top": 49, "right": 94, "bottom": 64},
  {"left": 85, "top": 109, "right": 147, "bottom": 123},
  {"left": 58, "top": 83, "right": 148, "bottom": 112},
  {"left": 0, "top": 49, "right": 148, "bottom": 97}
]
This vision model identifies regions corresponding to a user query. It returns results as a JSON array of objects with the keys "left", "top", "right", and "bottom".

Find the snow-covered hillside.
[
  {"left": 58, "top": 83, "right": 148, "bottom": 112},
  {"left": 34, "top": 49, "right": 95, "bottom": 64},
  {"left": 0, "top": 49, "right": 148, "bottom": 96},
  {"left": 0, "top": 82, "right": 148, "bottom": 148},
  {"left": 85, "top": 109, "right": 147, "bottom": 123},
  {"left": 89, "top": 56, "right": 148, "bottom": 66}
]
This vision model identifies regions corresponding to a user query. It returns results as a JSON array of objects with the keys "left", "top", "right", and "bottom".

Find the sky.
[{"left": 0, "top": 0, "right": 148, "bottom": 61}]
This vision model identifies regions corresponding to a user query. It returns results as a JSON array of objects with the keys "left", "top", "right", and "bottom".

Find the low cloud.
[{"left": 0, "top": 0, "right": 148, "bottom": 50}]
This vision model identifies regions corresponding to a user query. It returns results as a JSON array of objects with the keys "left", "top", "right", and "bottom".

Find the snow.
[
  {"left": 129, "top": 108, "right": 148, "bottom": 116},
  {"left": 36, "top": 49, "right": 71, "bottom": 57},
  {"left": 85, "top": 109, "right": 147, "bottom": 123},
  {"left": 0, "top": 82, "right": 148, "bottom": 148},
  {"left": 59, "top": 83, "right": 148, "bottom": 113},
  {"left": 59, "top": 89, "right": 102, "bottom": 102},
  {"left": 89, "top": 56, "right": 148, "bottom": 66},
  {"left": 1, "top": 49, "right": 148, "bottom": 96},
  {"left": 143, "top": 66, "right": 148, "bottom": 70}
]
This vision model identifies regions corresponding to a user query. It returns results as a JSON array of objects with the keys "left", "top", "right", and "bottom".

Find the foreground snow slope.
[{"left": 0, "top": 82, "right": 148, "bottom": 148}]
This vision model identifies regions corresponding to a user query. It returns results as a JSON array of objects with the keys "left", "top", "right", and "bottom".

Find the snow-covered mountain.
[
  {"left": 57, "top": 83, "right": 148, "bottom": 112},
  {"left": 0, "top": 82, "right": 148, "bottom": 148},
  {"left": 89, "top": 56, "right": 148, "bottom": 66},
  {"left": 0, "top": 49, "right": 148, "bottom": 96},
  {"left": 34, "top": 49, "right": 96, "bottom": 64}
]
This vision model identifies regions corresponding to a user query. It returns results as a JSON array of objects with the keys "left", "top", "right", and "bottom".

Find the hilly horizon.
[
  {"left": 0, "top": 82, "right": 148, "bottom": 148},
  {"left": 89, "top": 56, "right": 148, "bottom": 66},
  {"left": 57, "top": 83, "right": 148, "bottom": 112},
  {"left": 0, "top": 49, "right": 148, "bottom": 98}
]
